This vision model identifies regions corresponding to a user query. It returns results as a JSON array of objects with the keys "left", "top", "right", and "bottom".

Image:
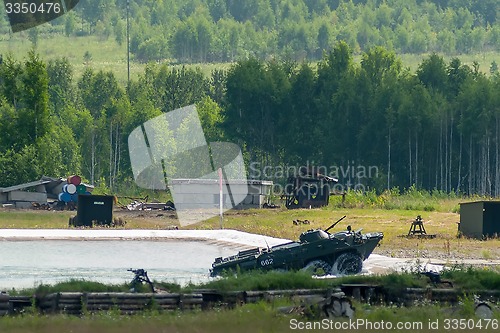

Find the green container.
[{"left": 76, "top": 184, "right": 87, "bottom": 194}]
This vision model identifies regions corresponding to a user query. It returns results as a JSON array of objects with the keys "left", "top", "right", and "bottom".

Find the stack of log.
[
  {"left": 0, "top": 293, "right": 9, "bottom": 316},
  {"left": 37, "top": 292, "right": 204, "bottom": 315}
]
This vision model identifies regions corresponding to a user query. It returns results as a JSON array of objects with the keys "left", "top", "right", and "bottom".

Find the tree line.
[
  {"left": 1, "top": 0, "right": 499, "bottom": 63},
  {"left": 0, "top": 43, "right": 499, "bottom": 196},
  {"left": 224, "top": 43, "right": 500, "bottom": 196}
]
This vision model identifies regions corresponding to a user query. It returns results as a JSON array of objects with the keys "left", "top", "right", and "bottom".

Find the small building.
[
  {"left": 168, "top": 179, "right": 273, "bottom": 210},
  {"left": 459, "top": 201, "right": 500, "bottom": 238}
]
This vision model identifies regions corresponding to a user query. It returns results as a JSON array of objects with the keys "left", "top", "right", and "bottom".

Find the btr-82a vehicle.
[{"left": 210, "top": 216, "right": 383, "bottom": 277}]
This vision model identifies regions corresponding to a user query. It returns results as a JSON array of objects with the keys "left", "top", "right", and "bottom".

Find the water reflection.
[{"left": 0, "top": 240, "right": 240, "bottom": 289}]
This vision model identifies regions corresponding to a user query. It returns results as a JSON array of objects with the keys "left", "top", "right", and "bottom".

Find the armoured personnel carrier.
[{"left": 210, "top": 216, "right": 383, "bottom": 276}]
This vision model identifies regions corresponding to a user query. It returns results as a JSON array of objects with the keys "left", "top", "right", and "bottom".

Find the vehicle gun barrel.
[{"left": 325, "top": 215, "right": 347, "bottom": 233}]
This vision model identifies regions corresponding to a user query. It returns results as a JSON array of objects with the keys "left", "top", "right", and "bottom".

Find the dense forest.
[
  {"left": 0, "top": 0, "right": 499, "bottom": 62},
  {"left": 0, "top": 43, "right": 499, "bottom": 196}
]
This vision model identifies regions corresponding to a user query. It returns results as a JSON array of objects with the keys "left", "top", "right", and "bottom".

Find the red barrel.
[{"left": 67, "top": 175, "right": 82, "bottom": 186}]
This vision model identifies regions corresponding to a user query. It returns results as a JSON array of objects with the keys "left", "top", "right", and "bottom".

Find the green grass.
[
  {"left": 0, "top": 298, "right": 499, "bottom": 333},
  {"left": 0, "top": 34, "right": 232, "bottom": 84},
  {"left": 8, "top": 267, "right": 500, "bottom": 297},
  {"left": 19, "top": 280, "right": 129, "bottom": 297},
  {"left": 3, "top": 269, "right": 500, "bottom": 332},
  {"left": 193, "top": 268, "right": 500, "bottom": 293},
  {"left": 0, "top": 210, "right": 73, "bottom": 228},
  {"left": 441, "top": 266, "right": 500, "bottom": 291},
  {"left": 0, "top": 302, "right": 292, "bottom": 333},
  {"left": 2, "top": 33, "right": 498, "bottom": 85}
]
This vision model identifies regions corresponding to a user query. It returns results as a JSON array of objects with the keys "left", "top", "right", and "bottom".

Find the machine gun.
[
  {"left": 420, "top": 271, "right": 453, "bottom": 288},
  {"left": 128, "top": 268, "right": 155, "bottom": 293},
  {"left": 325, "top": 215, "right": 347, "bottom": 233}
]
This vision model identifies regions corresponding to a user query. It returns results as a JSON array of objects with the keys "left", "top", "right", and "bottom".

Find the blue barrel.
[
  {"left": 84, "top": 191, "right": 92, "bottom": 195},
  {"left": 71, "top": 193, "right": 79, "bottom": 202},
  {"left": 58, "top": 192, "right": 71, "bottom": 203}
]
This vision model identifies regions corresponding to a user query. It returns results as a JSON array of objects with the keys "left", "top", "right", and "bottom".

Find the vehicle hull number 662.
[{"left": 260, "top": 258, "right": 274, "bottom": 266}]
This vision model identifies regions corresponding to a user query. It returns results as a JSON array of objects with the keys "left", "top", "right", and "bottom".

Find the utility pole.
[{"left": 126, "top": 0, "right": 130, "bottom": 85}]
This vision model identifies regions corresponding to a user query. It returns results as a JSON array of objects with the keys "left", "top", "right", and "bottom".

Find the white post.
[{"left": 218, "top": 168, "right": 223, "bottom": 229}]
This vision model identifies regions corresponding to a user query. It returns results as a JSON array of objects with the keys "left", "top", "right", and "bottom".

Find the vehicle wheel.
[
  {"left": 332, "top": 252, "right": 363, "bottom": 275},
  {"left": 301, "top": 260, "right": 332, "bottom": 276}
]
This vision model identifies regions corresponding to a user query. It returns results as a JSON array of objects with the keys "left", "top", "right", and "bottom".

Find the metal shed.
[{"left": 459, "top": 201, "right": 500, "bottom": 238}]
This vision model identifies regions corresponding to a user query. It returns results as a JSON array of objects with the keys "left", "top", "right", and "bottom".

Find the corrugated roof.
[{"left": 0, "top": 179, "right": 53, "bottom": 193}]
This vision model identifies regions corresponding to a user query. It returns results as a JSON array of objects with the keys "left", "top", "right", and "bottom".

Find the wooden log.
[
  {"left": 95, "top": 298, "right": 150, "bottom": 305},
  {"left": 115, "top": 305, "right": 148, "bottom": 311},
  {"left": 243, "top": 291, "right": 265, "bottom": 297},
  {"left": 9, "top": 296, "right": 32, "bottom": 302},
  {"left": 180, "top": 297, "right": 203, "bottom": 303},
  {"left": 43, "top": 293, "right": 58, "bottom": 300},
  {"left": 153, "top": 293, "right": 182, "bottom": 299},
  {"left": 86, "top": 305, "right": 113, "bottom": 311},
  {"left": 64, "top": 310, "right": 82, "bottom": 316},
  {"left": 244, "top": 291, "right": 266, "bottom": 303},
  {"left": 86, "top": 293, "right": 158, "bottom": 299},
  {"left": 57, "top": 304, "right": 82, "bottom": 311},
  {"left": 267, "top": 289, "right": 330, "bottom": 296},
  {"left": 38, "top": 302, "right": 55, "bottom": 309},
  {"left": 59, "top": 293, "right": 84, "bottom": 299},
  {"left": 180, "top": 295, "right": 203, "bottom": 302},
  {"left": 154, "top": 298, "right": 181, "bottom": 305},
  {"left": 86, "top": 302, "right": 115, "bottom": 307},
  {"left": 477, "top": 290, "right": 500, "bottom": 299},
  {"left": 158, "top": 304, "right": 179, "bottom": 310},
  {"left": 429, "top": 289, "right": 459, "bottom": 303},
  {"left": 475, "top": 302, "right": 493, "bottom": 319},
  {"left": 58, "top": 300, "right": 83, "bottom": 305}
]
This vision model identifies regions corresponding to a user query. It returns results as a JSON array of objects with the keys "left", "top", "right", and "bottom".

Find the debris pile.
[
  {"left": 0, "top": 176, "right": 93, "bottom": 209},
  {"left": 126, "top": 200, "right": 176, "bottom": 211}
]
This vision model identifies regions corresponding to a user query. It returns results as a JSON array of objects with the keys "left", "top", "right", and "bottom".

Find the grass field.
[
  {"left": 2, "top": 195, "right": 500, "bottom": 332},
  {"left": 1, "top": 193, "right": 499, "bottom": 260},
  {"left": 1, "top": 33, "right": 498, "bottom": 84}
]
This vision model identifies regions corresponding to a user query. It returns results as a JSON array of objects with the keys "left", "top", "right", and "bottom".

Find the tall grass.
[
  {"left": 8, "top": 280, "right": 129, "bottom": 297},
  {"left": 441, "top": 265, "right": 500, "bottom": 290},
  {"left": 327, "top": 185, "right": 487, "bottom": 212},
  {"left": 13, "top": 267, "right": 499, "bottom": 296}
]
